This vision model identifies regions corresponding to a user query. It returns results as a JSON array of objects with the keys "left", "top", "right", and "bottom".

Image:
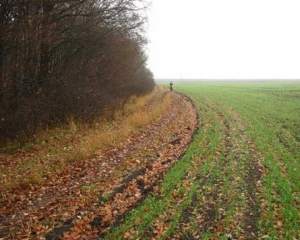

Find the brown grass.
[{"left": 0, "top": 86, "right": 171, "bottom": 193}]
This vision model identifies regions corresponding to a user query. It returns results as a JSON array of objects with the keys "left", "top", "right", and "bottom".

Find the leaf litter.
[{"left": 0, "top": 90, "right": 198, "bottom": 239}]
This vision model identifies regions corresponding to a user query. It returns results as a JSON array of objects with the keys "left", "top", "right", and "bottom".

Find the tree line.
[{"left": 0, "top": 0, "right": 155, "bottom": 143}]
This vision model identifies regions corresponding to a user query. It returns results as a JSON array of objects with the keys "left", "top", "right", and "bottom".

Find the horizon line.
[{"left": 155, "top": 78, "right": 300, "bottom": 81}]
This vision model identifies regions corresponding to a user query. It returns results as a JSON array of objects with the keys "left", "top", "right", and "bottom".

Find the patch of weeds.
[{"left": 101, "top": 194, "right": 112, "bottom": 203}]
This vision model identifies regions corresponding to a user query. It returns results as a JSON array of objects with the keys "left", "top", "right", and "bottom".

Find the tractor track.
[{"left": 170, "top": 106, "right": 264, "bottom": 240}]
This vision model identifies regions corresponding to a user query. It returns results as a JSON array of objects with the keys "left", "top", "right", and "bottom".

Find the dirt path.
[{"left": 0, "top": 91, "right": 198, "bottom": 239}]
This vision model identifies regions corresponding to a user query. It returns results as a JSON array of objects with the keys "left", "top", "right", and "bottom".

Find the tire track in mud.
[
  {"left": 170, "top": 105, "right": 264, "bottom": 240},
  {"left": 130, "top": 103, "right": 235, "bottom": 240},
  {"left": 230, "top": 110, "right": 264, "bottom": 239}
]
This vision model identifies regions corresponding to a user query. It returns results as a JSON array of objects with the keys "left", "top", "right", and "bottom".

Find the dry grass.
[{"left": 0, "top": 86, "right": 171, "bottom": 193}]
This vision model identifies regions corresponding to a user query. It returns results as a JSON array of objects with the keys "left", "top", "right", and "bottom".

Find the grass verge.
[{"left": 0, "top": 86, "right": 170, "bottom": 194}]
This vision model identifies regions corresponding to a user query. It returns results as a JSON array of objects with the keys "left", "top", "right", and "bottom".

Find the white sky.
[{"left": 146, "top": 0, "right": 300, "bottom": 79}]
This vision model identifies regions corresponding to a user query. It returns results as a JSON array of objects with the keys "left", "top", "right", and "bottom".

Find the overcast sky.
[{"left": 146, "top": 0, "right": 300, "bottom": 79}]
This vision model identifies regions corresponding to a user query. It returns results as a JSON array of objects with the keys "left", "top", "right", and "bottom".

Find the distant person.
[{"left": 169, "top": 81, "right": 173, "bottom": 91}]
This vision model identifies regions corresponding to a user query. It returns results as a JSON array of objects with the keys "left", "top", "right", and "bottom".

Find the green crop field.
[{"left": 105, "top": 82, "right": 300, "bottom": 240}]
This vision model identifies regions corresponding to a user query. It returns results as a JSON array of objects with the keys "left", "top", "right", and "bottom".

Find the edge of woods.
[{"left": 0, "top": 86, "right": 199, "bottom": 239}]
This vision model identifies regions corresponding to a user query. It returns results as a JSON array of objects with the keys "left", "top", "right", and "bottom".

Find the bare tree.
[{"left": 0, "top": 0, "right": 154, "bottom": 143}]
